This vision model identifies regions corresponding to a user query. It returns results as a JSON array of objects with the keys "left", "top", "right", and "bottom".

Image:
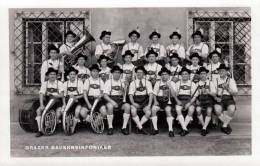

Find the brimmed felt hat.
[
  {"left": 208, "top": 50, "right": 222, "bottom": 59},
  {"left": 48, "top": 44, "right": 60, "bottom": 53},
  {"left": 197, "top": 67, "right": 209, "bottom": 74},
  {"left": 178, "top": 67, "right": 191, "bottom": 75},
  {"left": 169, "top": 53, "right": 181, "bottom": 60},
  {"left": 128, "top": 30, "right": 140, "bottom": 38},
  {"left": 190, "top": 53, "right": 202, "bottom": 61},
  {"left": 99, "top": 30, "right": 111, "bottom": 40},
  {"left": 66, "top": 66, "right": 79, "bottom": 76},
  {"left": 65, "top": 30, "right": 76, "bottom": 38},
  {"left": 45, "top": 67, "right": 58, "bottom": 76},
  {"left": 169, "top": 31, "right": 181, "bottom": 39},
  {"left": 134, "top": 66, "right": 147, "bottom": 74},
  {"left": 97, "top": 54, "right": 111, "bottom": 63},
  {"left": 122, "top": 50, "right": 134, "bottom": 58},
  {"left": 217, "top": 64, "right": 230, "bottom": 71},
  {"left": 111, "top": 65, "right": 123, "bottom": 73},
  {"left": 146, "top": 48, "right": 158, "bottom": 58},
  {"left": 192, "top": 30, "right": 203, "bottom": 38},
  {"left": 75, "top": 53, "right": 88, "bottom": 61},
  {"left": 89, "top": 64, "right": 101, "bottom": 72},
  {"left": 149, "top": 31, "right": 161, "bottom": 39},
  {"left": 158, "top": 67, "right": 171, "bottom": 76}
]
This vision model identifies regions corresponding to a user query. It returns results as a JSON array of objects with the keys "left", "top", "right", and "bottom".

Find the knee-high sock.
[
  {"left": 197, "top": 114, "right": 204, "bottom": 126},
  {"left": 177, "top": 115, "right": 187, "bottom": 130},
  {"left": 203, "top": 116, "right": 211, "bottom": 130},
  {"left": 218, "top": 113, "right": 225, "bottom": 123},
  {"left": 140, "top": 116, "right": 149, "bottom": 126},
  {"left": 35, "top": 116, "right": 41, "bottom": 132},
  {"left": 167, "top": 117, "right": 174, "bottom": 131},
  {"left": 122, "top": 113, "right": 130, "bottom": 129},
  {"left": 184, "top": 115, "right": 193, "bottom": 128},
  {"left": 151, "top": 116, "right": 158, "bottom": 130},
  {"left": 107, "top": 115, "right": 114, "bottom": 128},
  {"left": 132, "top": 116, "right": 142, "bottom": 129},
  {"left": 223, "top": 114, "right": 233, "bottom": 127}
]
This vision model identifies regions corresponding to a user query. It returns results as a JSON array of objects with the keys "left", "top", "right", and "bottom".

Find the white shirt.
[
  {"left": 95, "top": 42, "right": 112, "bottom": 58},
  {"left": 175, "top": 80, "right": 198, "bottom": 96},
  {"left": 63, "top": 79, "right": 84, "bottom": 96},
  {"left": 144, "top": 62, "right": 162, "bottom": 81},
  {"left": 153, "top": 80, "right": 176, "bottom": 97},
  {"left": 73, "top": 65, "right": 91, "bottom": 80},
  {"left": 166, "top": 64, "right": 182, "bottom": 76},
  {"left": 39, "top": 80, "right": 64, "bottom": 96},
  {"left": 215, "top": 77, "right": 238, "bottom": 96},
  {"left": 59, "top": 42, "right": 75, "bottom": 54},
  {"left": 129, "top": 79, "right": 153, "bottom": 96},
  {"left": 118, "top": 63, "right": 135, "bottom": 82},
  {"left": 145, "top": 43, "right": 166, "bottom": 59},
  {"left": 83, "top": 77, "right": 104, "bottom": 97},
  {"left": 99, "top": 66, "right": 111, "bottom": 82},
  {"left": 197, "top": 80, "right": 216, "bottom": 96},
  {"left": 186, "top": 42, "right": 209, "bottom": 59},
  {"left": 166, "top": 43, "right": 185, "bottom": 59},
  {"left": 206, "top": 62, "right": 221, "bottom": 81},
  {"left": 103, "top": 78, "right": 125, "bottom": 96},
  {"left": 122, "top": 42, "right": 144, "bottom": 61},
  {"left": 40, "top": 59, "right": 62, "bottom": 84}
]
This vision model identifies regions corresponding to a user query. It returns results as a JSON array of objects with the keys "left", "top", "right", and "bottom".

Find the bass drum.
[{"left": 19, "top": 99, "right": 39, "bottom": 133}]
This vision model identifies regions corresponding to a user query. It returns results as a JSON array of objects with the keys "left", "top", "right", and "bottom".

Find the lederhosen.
[
  {"left": 197, "top": 81, "right": 214, "bottom": 109},
  {"left": 43, "top": 80, "right": 62, "bottom": 109},
  {"left": 76, "top": 66, "right": 90, "bottom": 82},
  {"left": 177, "top": 81, "right": 193, "bottom": 106},
  {"left": 215, "top": 78, "right": 236, "bottom": 110},
  {"left": 133, "top": 80, "right": 149, "bottom": 109},
  {"left": 170, "top": 66, "right": 180, "bottom": 82},
  {"left": 65, "top": 79, "right": 85, "bottom": 106},
  {"left": 87, "top": 78, "right": 103, "bottom": 110},
  {"left": 122, "top": 64, "right": 133, "bottom": 83},
  {"left": 109, "top": 79, "right": 124, "bottom": 108},
  {"left": 156, "top": 81, "right": 176, "bottom": 109},
  {"left": 190, "top": 66, "right": 200, "bottom": 83}
]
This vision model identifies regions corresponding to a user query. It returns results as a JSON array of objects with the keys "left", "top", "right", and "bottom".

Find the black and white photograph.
[{"left": 7, "top": 6, "right": 253, "bottom": 158}]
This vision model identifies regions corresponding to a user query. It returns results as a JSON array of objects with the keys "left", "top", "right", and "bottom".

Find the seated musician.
[
  {"left": 103, "top": 66, "right": 131, "bottom": 135},
  {"left": 151, "top": 67, "right": 178, "bottom": 137},
  {"left": 195, "top": 67, "right": 216, "bottom": 136},
  {"left": 207, "top": 49, "right": 222, "bottom": 81},
  {"left": 98, "top": 55, "right": 112, "bottom": 83},
  {"left": 82, "top": 64, "right": 107, "bottom": 122},
  {"left": 144, "top": 49, "right": 162, "bottom": 86},
  {"left": 165, "top": 53, "right": 182, "bottom": 83},
  {"left": 59, "top": 30, "right": 76, "bottom": 56},
  {"left": 63, "top": 67, "right": 84, "bottom": 134},
  {"left": 128, "top": 66, "right": 153, "bottom": 135},
  {"left": 35, "top": 68, "right": 65, "bottom": 137},
  {"left": 73, "top": 53, "right": 90, "bottom": 83},
  {"left": 40, "top": 44, "right": 63, "bottom": 84},
  {"left": 186, "top": 53, "right": 202, "bottom": 83},
  {"left": 121, "top": 28, "right": 144, "bottom": 66},
  {"left": 213, "top": 64, "right": 238, "bottom": 135},
  {"left": 175, "top": 67, "right": 198, "bottom": 136}
]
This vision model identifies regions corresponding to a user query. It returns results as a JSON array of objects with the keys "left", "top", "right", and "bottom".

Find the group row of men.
[{"left": 35, "top": 29, "right": 238, "bottom": 138}]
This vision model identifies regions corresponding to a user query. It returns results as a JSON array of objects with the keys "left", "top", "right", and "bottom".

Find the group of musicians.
[{"left": 35, "top": 28, "right": 238, "bottom": 138}]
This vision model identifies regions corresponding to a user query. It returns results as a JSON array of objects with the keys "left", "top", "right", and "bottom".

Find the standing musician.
[
  {"left": 121, "top": 28, "right": 144, "bottom": 66},
  {"left": 213, "top": 64, "right": 238, "bottom": 135},
  {"left": 166, "top": 30, "right": 185, "bottom": 62},
  {"left": 207, "top": 49, "right": 222, "bottom": 81},
  {"left": 128, "top": 66, "right": 153, "bottom": 135},
  {"left": 195, "top": 67, "right": 216, "bottom": 136},
  {"left": 144, "top": 49, "right": 162, "bottom": 86},
  {"left": 35, "top": 68, "right": 65, "bottom": 137},
  {"left": 117, "top": 50, "right": 136, "bottom": 86},
  {"left": 63, "top": 67, "right": 84, "bottom": 134},
  {"left": 59, "top": 30, "right": 76, "bottom": 56},
  {"left": 186, "top": 53, "right": 202, "bottom": 83},
  {"left": 144, "top": 30, "right": 166, "bottom": 66},
  {"left": 175, "top": 67, "right": 198, "bottom": 136},
  {"left": 73, "top": 53, "right": 90, "bottom": 83},
  {"left": 95, "top": 30, "right": 115, "bottom": 60},
  {"left": 83, "top": 64, "right": 107, "bottom": 122},
  {"left": 165, "top": 53, "right": 182, "bottom": 83},
  {"left": 103, "top": 66, "right": 131, "bottom": 135},
  {"left": 186, "top": 30, "right": 209, "bottom": 65},
  {"left": 151, "top": 67, "right": 178, "bottom": 137},
  {"left": 41, "top": 44, "right": 63, "bottom": 84},
  {"left": 98, "top": 55, "right": 112, "bottom": 83}
]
